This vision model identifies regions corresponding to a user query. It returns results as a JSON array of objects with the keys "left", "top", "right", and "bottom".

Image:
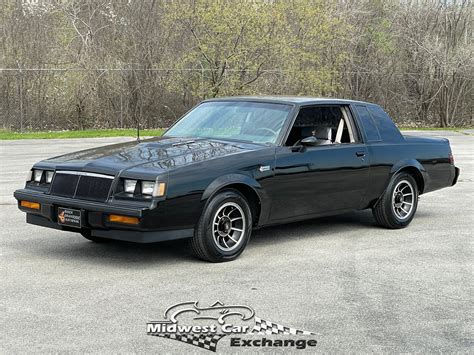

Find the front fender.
[
  {"left": 202, "top": 173, "right": 272, "bottom": 226},
  {"left": 201, "top": 173, "right": 262, "bottom": 201}
]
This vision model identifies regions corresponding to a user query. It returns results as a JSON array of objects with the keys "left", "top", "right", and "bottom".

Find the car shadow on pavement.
[
  {"left": 251, "top": 210, "right": 377, "bottom": 244},
  {"left": 25, "top": 210, "right": 383, "bottom": 266},
  {"left": 30, "top": 237, "right": 195, "bottom": 267}
]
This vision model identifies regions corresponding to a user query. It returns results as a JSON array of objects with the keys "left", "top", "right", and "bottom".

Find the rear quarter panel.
[
  {"left": 364, "top": 138, "right": 454, "bottom": 206},
  {"left": 351, "top": 103, "right": 454, "bottom": 206}
]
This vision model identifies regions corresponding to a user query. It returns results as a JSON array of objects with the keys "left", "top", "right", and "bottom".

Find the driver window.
[{"left": 285, "top": 106, "right": 359, "bottom": 146}]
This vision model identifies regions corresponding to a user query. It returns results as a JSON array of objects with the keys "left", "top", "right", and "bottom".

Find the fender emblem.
[{"left": 258, "top": 165, "right": 271, "bottom": 172}]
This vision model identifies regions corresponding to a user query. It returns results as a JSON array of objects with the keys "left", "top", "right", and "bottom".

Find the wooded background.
[{"left": 1, "top": 0, "right": 472, "bottom": 131}]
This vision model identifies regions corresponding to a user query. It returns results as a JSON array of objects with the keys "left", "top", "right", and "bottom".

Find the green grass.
[
  {"left": 0, "top": 128, "right": 165, "bottom": 140},
  {"left": 0, "top": 126, "right": 471, "bottom": 140},
  {"left": 399, "top": 127, "right": 473, "bottom": 131}
]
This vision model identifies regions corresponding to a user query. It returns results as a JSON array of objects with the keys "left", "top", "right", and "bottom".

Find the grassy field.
[
  {"left": 398, "top": 127, "right": 472, "bottom": 131},
  {"left": 0, "top": 129, "right": 165, "bottom": 140},
  {"left": 0, "top": 127, "right": 471, "bottom": 140}
]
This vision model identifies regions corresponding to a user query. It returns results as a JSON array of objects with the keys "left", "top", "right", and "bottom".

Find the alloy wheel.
[{"left": 212, "top": 202, "right": 246, "bottom": 251}]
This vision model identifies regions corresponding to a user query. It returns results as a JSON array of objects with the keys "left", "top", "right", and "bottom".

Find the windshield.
[{"left": 164, "top": 101, "right": 293, "bottom": 144}]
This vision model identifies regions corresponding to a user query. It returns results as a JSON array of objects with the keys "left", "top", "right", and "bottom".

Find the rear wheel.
[
  {"left": 373, "top": 173, "right": 419, "bottom": 229},
  {"left": 191, "top": 189, "right": 252, "bottom": 262},
  {"left": 81, "top": 230, "right": 111, "bottom": 243}
]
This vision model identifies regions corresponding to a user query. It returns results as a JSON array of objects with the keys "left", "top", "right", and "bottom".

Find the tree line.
[{"left": 0, "top": 0, "right": 472, "bottom": 131}]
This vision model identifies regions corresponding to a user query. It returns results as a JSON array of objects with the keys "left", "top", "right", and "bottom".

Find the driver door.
[{"left": 268, "top": 105, "right": 370, "bottom": 222}]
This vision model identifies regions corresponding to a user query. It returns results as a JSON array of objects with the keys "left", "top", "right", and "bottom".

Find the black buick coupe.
[{"left": 14, "top": 97, "right": 459, "bottom": 262}]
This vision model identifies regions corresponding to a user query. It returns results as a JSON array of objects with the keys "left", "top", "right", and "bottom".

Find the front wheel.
[
  {"left": 191, "top": 189, "right": 253, "bottom": 262},
  {"left": 372, "top": 173, "right": 419, "bottom": 229}
]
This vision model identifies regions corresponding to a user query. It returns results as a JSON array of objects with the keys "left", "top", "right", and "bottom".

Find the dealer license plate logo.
[{"left": 58, "top": 207, "right": 81, "bottom": 228}]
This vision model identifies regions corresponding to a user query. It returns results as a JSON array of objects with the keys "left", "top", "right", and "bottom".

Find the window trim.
[
  {"left": 353, "top": 104, "right": 382, "bottom": 143},
  {"left": 341, "top": 106, "right": 357, "bottom": 143},
  {"left": 281, "top": 104, "right": 362, "bottom": 146},
  {"left": 165, "top": 100, "right": 296, "bottom": 146}
]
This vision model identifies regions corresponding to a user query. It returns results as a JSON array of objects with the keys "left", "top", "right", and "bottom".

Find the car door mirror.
[{"left": 300, "top": 136, "right": 318, "bottom": 146}]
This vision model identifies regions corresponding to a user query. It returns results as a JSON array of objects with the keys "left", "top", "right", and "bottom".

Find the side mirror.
[{"left": 300, "top": 136, "right": 318, "bottom": 146}]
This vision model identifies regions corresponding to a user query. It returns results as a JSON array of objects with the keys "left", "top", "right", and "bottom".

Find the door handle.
[{"left": 356, "top": 151, "right": 366, "bottom": 157}]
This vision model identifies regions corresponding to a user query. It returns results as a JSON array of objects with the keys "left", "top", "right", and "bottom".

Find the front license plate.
[{"left": 58, "top": 207, "right": 82, "bottom": 228}]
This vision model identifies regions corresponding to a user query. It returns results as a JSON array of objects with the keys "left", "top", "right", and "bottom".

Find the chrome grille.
[{"left": 49, "top": 171, "right": 114, "bottom": 202}]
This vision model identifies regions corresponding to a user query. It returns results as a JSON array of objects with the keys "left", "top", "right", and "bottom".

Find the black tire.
[
  {"left": 81, "top": 230, "right": 111, "bottom": 243},
  {"left": 191, "top": 189, "right": 253, "bottom": 262},
  {"left": 372, "top": 173, "right": 419, "bottom": 229}
]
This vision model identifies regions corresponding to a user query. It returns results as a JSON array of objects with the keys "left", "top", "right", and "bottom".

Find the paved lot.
[{"left": 1, "top": 132, "right": 472, "bottom": 353}]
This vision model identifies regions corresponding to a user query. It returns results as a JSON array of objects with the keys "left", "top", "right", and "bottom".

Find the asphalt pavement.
[{"left": 0, "top": 131, "right": 472, "bottom": 353}]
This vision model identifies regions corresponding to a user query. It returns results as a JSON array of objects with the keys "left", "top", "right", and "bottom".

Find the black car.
[{"left": 14, "top": 97, "right": 460, "bottom": 262}]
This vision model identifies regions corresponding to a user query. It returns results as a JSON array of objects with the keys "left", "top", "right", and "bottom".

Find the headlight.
[
  {"left": 45, "top": 171, "right": 54, "bottom": 183},
  {"left": 141, "top": 181, "right": 166, "bottom": 197},
  {"left": 124, "top": 179, "right": 137, "bottom": 193},
  {"left": 141, "top": 181, "right": 155, "bottom": 195},
  {"left": 121, "top": 179, "right": 166, "bottom": 197},
  {"left": 33, "top": 169, "right": 43, "bottom": 182},
  {"left": 28, "top": 169, "right": 54, "bottom": 184}
]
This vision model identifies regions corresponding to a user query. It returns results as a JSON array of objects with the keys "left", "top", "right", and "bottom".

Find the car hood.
[{"left": 39, "top": 136, "right": 264, "bottom": 176}]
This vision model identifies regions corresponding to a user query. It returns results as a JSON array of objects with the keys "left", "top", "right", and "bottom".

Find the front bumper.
[{"left": 14, "top": 189, "right": 193, "bottom": 243}]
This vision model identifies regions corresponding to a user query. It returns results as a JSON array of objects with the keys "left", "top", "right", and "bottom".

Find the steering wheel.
[
  {"left": 255, "top": 127, "right": 277, "bottom": 137},
  {"left": 293, "top": 138, "right": 303, "bottom": 147}
]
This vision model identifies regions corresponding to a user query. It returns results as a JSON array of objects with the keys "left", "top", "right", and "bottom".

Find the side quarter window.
[
  {"left": 367, "top": 105, "right": 404, "bottom": 143},
  {"left": 354, "top": 105, "right": 381, "bottom": 142}
]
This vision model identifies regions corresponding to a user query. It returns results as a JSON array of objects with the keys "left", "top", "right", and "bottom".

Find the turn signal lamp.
[
  {"left": 154, "top": 182, "right": 166, "bottom": 197},
  {"left": 108, "top": 214, "right": 140, "bottom": 225},
  {"left": 20, "top": 201, "right": 40, "bottom": 210}
]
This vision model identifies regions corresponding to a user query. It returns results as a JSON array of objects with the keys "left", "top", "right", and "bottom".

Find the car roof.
[{"left": 203, "top": 96, "right": 373, "bottom": 106}]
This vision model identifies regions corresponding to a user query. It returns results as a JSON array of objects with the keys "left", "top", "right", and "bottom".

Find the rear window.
[
  {"left": 355, "top": 105, "right": 381, "bottom": 142},
  {"left": 367, "top": 105, "right": 404, "bottom": 143}
]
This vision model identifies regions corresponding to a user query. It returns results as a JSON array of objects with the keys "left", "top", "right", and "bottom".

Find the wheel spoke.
[
  {"left": 231, "top": 227, "right": 243, "bottom": 233},
  {"left": 227, "top": 235, "right": 238, "bottom": 243},
  {"left": 231, "top": 217, "right": 242, "bottom": 222},
  {"left": 222, "top": 238, "right": 229, "bottom": 248},
  {"left": 225, "top": 206, "right": 236, "bottom": 217}
]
